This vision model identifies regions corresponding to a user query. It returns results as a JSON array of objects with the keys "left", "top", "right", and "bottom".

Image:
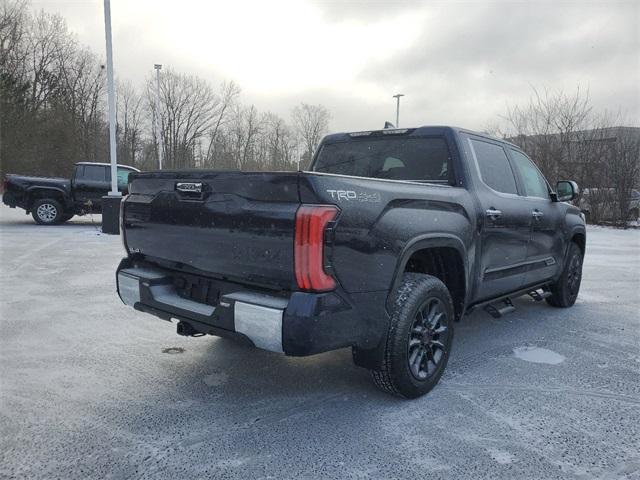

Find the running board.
[
  {"left": 484, "top": 298, "right": 515, "bottom": 318},
  {"left": 528, "top": 289, "right": 552, "bottom": 301}
]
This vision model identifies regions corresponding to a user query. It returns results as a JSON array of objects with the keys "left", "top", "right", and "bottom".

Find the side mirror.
[{"left": 555, "top": 180, "right": 579, "bottom": 202}]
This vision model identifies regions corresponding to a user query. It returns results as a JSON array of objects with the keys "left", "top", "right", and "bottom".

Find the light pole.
[
  {"left": 101, "top": 0, "right": 121, "bottom": 235},
  {"left": 393, "top": 93, "right": 404, "bottom": 127},
  {"left": 103, "top": 0, "right": 118, "bottom": 195},
  {"left": 154, "top": 64, "right": 163, "bottom": 170}
]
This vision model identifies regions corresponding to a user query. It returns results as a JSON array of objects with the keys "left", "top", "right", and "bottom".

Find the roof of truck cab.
[
  {"left": 75, "top": 162, "right": 140, "bottom": 171},
  {"left": 323, "top": 125, "right": 519, "bottom": 149}
]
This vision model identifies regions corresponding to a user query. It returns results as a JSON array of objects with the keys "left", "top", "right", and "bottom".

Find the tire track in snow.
[{"left": 440, "top": 382, "right": 640, "bottom": 405}]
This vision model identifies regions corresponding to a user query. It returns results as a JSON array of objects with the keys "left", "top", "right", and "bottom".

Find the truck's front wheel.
[
  {"left": 32, "top": 198, "right": 63, "bottom": 225},
  {"left": 371, "top": 273, "right": 454, "bottom": 398},
  {"left": 546, "top": 242, "right": 583, "bottom": 308}
]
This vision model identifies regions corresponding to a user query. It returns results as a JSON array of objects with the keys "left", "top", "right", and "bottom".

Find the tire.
[
  {"left": 31, "top": 198, "right": 64, "bottom": 225},
  {"left": 546, "top": 242, "right": 583, "bottom": 308},
  {"left": 370, "top": 273, "right": 454, "bottom": 399}
]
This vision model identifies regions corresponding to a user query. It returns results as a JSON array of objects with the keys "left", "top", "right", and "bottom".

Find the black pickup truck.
[
  {"left": 3, "top": 162, "right": 139, "bottom": 225},
  {"left": 116, "top": 126, "right": 585, "bottom": 398}
]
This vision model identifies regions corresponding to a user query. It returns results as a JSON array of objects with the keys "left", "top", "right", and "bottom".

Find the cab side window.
[
  {"left": 116, "top": 168, "right": 131, "bottom": 187},
  {"left": 509, "top": 150, "right": 549, "bottom": 199},
  {"left": 105, "top": 167, "right": 134, "bottom": 189},
  {"left": 83, "top": 165, "right": 107, "bottom": 181},
  {"left": 469, "top": 138, "right": 518, "bottom": 195}
]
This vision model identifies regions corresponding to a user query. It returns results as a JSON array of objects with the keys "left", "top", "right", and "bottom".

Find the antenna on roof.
[{"left": 384, "top": 121, "right": 396, "bottom": 129}]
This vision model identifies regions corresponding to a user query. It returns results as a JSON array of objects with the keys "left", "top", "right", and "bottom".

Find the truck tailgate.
[{"left": 123, "top": 171, "right": 301, "bottom": 290}]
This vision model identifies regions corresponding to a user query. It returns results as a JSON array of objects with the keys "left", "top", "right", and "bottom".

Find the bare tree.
[
  {"left": 0, "top": 0, "right": 29, "bottom": 173},
  {"left": 203, "top": 80, "right": 240, "bottom": 167},
  {"left": 116, "top": 79, "right": 143, "bottom": 167},
  {"left": 1, "top": 6, "right": 109, "bottom": 177},
  {"left": 501, "top": 87, "right": 591, "bottom": 181},
  {"left": 0, "top": 0, "right": 28, "bottom": 78},
  {"left": 224, "top": 104, "right": 260, "bottom": 170},
  {"left": 149, "top": 68, "right": 221, "bottom": 169},
  {"left": 261, "top": 112, "right": 296, "bottom": 170},
  {"left": 291, "top": 103, "right": 330, "bottom": 170}
]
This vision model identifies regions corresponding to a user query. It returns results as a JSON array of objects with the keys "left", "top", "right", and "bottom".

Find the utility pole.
[
  {"left": 154, "top": 64, "right": 163, "bottom": 170},
  {"left": 393, "top": 93, "right": 404, "bottom": 127},
  {"left": 101, "top": 0, "right": 121, "bottom": 234}
]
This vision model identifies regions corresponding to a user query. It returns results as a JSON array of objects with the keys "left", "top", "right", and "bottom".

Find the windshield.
[{"left": 313, "top": 136, "right": 452, "bottom": 184}]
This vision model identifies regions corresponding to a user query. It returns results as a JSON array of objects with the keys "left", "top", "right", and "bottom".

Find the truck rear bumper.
[
  {"left": 116, "top": 259, "right": 388, "bottom": 356},
  {"left": 2, "top": 192, "right": 20, "bottom": 208}
]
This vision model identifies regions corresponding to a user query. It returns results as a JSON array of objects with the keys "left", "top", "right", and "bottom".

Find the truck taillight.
[{"left": 294, "top": 204, "right": 339, "bottom": 292}]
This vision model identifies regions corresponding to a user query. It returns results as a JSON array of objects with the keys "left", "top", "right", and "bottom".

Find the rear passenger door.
[
  {"left": 466, "top": 136, "right": 532, "bottom": 302},
  {"left": 508, "top": 149, "right": 564, "bottom": 286}
]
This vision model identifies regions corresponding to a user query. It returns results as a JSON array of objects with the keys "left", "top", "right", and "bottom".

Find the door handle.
[
  {"left": 532, "top": 210, "right": 544, "bottom": 220},
  {"left": 485, "top": 208, "right": 503, "bottom": 220}
]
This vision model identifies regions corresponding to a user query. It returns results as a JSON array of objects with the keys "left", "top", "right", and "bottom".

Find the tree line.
[{"left": 0, "top": 1, "right": 330, "bottom": 178}]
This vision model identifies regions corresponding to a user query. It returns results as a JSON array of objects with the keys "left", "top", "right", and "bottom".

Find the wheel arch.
[
  {"left": 387, "top": 234, "right": 469, "bottom": 321},
  {"left": 26, "top": 187, "right": 71, "bottom": 211},
  {"left": 571, "top": 231, "right": 586, "bottom": 256}
]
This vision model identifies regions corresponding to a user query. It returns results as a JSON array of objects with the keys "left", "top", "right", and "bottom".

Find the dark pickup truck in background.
[
  {"left": 3, "top": 162, "right": 139, "bottom": 225},
  {"left": 116, "top": 126, "right": 585, "bottom": 398}
]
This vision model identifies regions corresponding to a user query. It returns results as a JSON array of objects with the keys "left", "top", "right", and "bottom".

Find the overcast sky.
[{"left": 33, "top": 0, "right": 639, "bottom": 132}]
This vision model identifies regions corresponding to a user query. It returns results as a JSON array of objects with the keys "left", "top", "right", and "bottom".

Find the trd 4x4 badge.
[{"left": 326, "top": 189, "right": 381, "bottom": 203}]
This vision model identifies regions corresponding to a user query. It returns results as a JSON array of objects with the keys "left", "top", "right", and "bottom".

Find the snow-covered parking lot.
[{"left": 1, "top": 204, "right": 639, "bottom": 480}]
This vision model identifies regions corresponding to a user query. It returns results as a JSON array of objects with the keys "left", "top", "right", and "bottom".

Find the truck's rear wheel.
[
  {"left": 546, "top": 242, "right": 583, "bottom": 308},
  {"left": 32, "top": 198, "right": 63, "bottom": 225},
  {"left": 370, "top": 273, "right": 454, "bottom": 398}
]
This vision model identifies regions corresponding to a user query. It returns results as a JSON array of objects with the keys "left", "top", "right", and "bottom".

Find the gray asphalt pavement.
[{"left": 1, "top": 205, "right": 639, "bottom": 480}]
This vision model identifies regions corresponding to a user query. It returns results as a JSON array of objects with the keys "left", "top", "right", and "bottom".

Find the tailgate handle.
[
  {"left": 175, "top": 182, "right": 209, "bottom": 200},
  {"left": 176, "top": 182, "right": 203, "bottom": 193}
]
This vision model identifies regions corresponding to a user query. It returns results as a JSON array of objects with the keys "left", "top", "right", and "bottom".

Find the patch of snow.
[
  {"left": 513, "top": 346, "right": 565, "bottom": 365},
  {"left": 77, "top": 229, "right": 103, "bottom": 236},
  {"left": 203, "top": 371, "right": 228, "bottom": 387},
  {"left": 573, "top": 291, "right": 611, "bottom": 303},
  {"left": 215, "top": 457, "right": 248, "bottom": 468},
  {"left": 487, "top": 449, "right": 514, "bottom": 465}
]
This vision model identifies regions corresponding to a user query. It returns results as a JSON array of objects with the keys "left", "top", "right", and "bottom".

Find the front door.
[{"left": 466, "top": 136, "right": 533, "bottom": 301}]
